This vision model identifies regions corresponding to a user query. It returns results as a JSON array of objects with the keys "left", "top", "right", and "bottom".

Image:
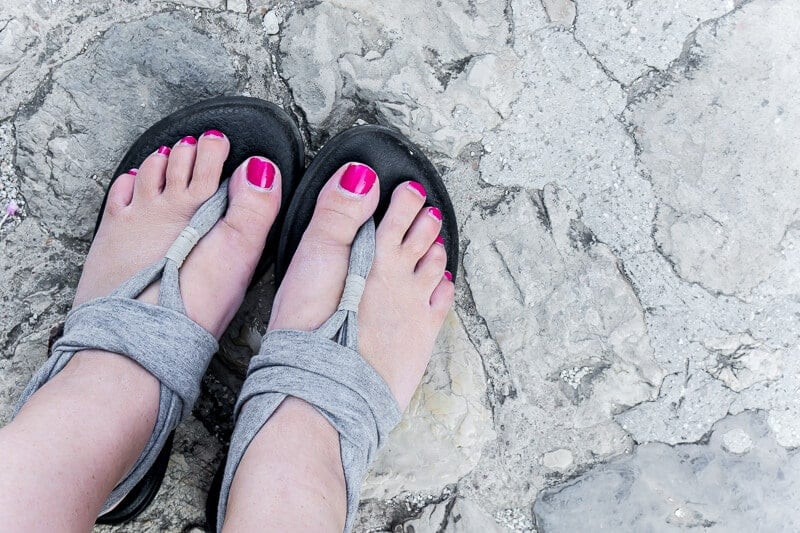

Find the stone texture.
[
  {"left": 534, "top": 412, "right": 800, "bottom": 532},
  {"left": 459, "top": 184, "right": 663, "bottom": 510},
  {"left": 15, "top": 12, "right": 237, "bottom": 241},
  {"left": 573, "top": 0, "right": 731, "bottom": 85},
  {"left": 363, "top": 312, "right": 494, "bottom": 499},
  {"left": 0, "top": 17, "right": 35, "bottom": 82},
  {"left": 280, "top": 0, "right": 521, "bottom": 157},
  {"left": 0, "top": 0, "right": 797, "bottom": 531},
  {"left": 398, "top": 497, "right": 504, "bottom": 533}
]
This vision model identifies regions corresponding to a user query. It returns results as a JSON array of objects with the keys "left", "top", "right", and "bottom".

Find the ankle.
[{"left": 225, "top": 397, "right": 347, "bottom": 532}]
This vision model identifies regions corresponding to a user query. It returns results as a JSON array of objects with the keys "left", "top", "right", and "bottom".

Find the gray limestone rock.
[
  {"left": 533, "top": 412, "right": 800, "bottom": 532},
  {"left": 170, "top": 0, "right": 225, "bottom": 9},
  {"left": 398, "top": 497, "right": 504, "bottom": 533},
  {"left": 280, "top": 0, "right": 519, "bottom": 157},
  {"left": 15, "top": 12, "right": 237, "bottom": 241},
  {"left": 363, "top": 312, "right": 494, "bottom": 499},
  {"left": 573, "top": 0, "right": 731, "bottom": 85},
  {"left": 630, "top": 0, "right": 800, "bottom": 298},
  {"left": 0, "top": 17, "right": 35, "bottom": 82},
  {"left": 459, "top": 185, "right": 663, "bottom": 510}
]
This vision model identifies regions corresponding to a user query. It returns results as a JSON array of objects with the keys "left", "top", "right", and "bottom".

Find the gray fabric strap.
[
  {"left": 13, "top": 180, "right": 230, "bottom": 514},
  {"left": 216, "top": 219, "right": 402, "bottom": 533}
]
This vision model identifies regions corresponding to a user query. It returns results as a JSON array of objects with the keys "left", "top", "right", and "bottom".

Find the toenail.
[
  {"left": 444, "top": 270, "right": 453, "bottom": 282},
  {"left": 435, "top": 235, "right": 445, "bottom": 246},
  {"left": 178, "top": 135, "right": 197, "bottom": 145},
  {"left": 246, "top": 157, "right": 277, "bottom": 190},
  {"left": 128, "top": 168, "right": 138, "bottom": 176},
  {"left": 202, "top": 129, "right": 226, "bottom": 139},
  {"left": 428, "top": 206, "right": 443, "bottom": 221},
  {"left": 157, "top": 145, "right": 171, "bottom": 156},
  {"left": 407, "top": 181, "right": 427, "bottom": 198},
  {"left": 339, "top": 163, "right": 377, "bottom": 195}
]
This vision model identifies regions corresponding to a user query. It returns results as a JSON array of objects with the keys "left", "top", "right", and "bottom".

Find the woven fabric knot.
[
  {"left": 164, "top": 226, "right": 201, "bottom": 267},
  {"left": 339, "top": 274, "right": 366, "bottom": 313}
]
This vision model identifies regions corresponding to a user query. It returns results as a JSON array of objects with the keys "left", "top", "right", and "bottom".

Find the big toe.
[
  {"left": 268, "top": 162, "right": 379, "bottom": 331},
  {"left": 179, "top": 156, "right": 283, "bottom": 337}
]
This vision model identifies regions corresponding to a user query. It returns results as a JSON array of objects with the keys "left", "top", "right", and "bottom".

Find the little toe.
[
  {"left": 376, "top": 181, "right": 427, "bottom": 247},
  {"left": 106, "top": 172, "right": 136, "bottom": 213},
  {"left": 429, "top": 274, "right": 455, "bottom": 317},
  {"left": 133, "top": 145, "right": 171, "bottom": 200},
  {"left": 402, "top": 206, "right": 443, "bottom": 260},
  {"left": 165, "top": 136, "right": 198, "bottom": 192},
  {"left": 189, "top": 129, "right": 230, "bottom": 198},
  {"left": 415, "top": 240, "right": 448, "bottom": 292}
]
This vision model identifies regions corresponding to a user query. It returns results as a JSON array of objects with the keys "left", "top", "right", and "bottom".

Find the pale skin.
[{"left": 0, "top": 130, "right": 454, "bottom": 531}]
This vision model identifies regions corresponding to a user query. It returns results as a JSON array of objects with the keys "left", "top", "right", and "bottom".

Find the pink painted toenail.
[
  {"left": 339, "top": 163, "right": 377, "bottom": 195},
  {"left": 246, "top": 157, "right": 276, "bottom": 189},
  {"left": 202, "top": 129, "right": 225, "bottom": 139},
  {"left": 407, "top": 181, "right": 426, "bottom": 197},
  {"left": 435, "top": 235, "right": 445, "bottom": 246},
  {"left": 428, "top": 206, "right": 443, "bottom": 221},
  {"left": 128, "top": 168, "right": 138, "bottom": 176},
  {"left": 178, "top": 135, "right": 197, "bottom": 145},
  {"left": 157, "top": 145, "right": 171, "bottom": 156},
  {"left": 444, "top": 270, "right": 453, "bottom": 282}
]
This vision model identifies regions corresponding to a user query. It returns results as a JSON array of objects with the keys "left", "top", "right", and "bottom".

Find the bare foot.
[
  {"left": 224, "top": 163, "right": 454, "bottom": 532},
  {"left": 1, "top": 130, "right": 285, "bottom": 531},
  {"left": 269, "top": 162, "right": 454, "bottom": 407},
  {"left": 75, "top": 130, "right": 283, "bottom": 337}
]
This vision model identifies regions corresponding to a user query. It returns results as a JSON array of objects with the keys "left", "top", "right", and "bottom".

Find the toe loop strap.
[{"left": 338, "top": 274, "right": 366, "bottom": 313}]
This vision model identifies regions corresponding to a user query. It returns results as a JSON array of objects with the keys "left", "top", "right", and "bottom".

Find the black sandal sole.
[
  {"left": 204, "top": 125, "right": 458, "bottom": 531},
  {"left": 93, "top": 96, "right": 304, "bottom": 525}
]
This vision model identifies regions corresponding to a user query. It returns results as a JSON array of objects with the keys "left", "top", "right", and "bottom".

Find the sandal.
[
  {"left": 207, "top": 125, "right": 458, "bottom": 532},
  {"left": 14, "top": 96, "right": 304, "bottom": 525}
]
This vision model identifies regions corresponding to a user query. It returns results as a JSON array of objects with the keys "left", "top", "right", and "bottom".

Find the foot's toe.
[
  {"left": 221, "top": 156, "right": 282, "bottom": 249},
  {"left": 165, "top": 136, "right": 198, "bottom": 192},
  {"left": 268, "top": 162, "right": 379, "bottom": 332},
  {"left": 415, "top": 240, "right": 448, "bottom": 293},
  {"left": 429, "top": 274, "right": 455, "bottom": 317},
  {"left": 305, "top": 163, "right": 380, "bottom": 247},
  {"left": 133, "top": 146, "right": 170, "bottom": 199},
  {"left": 376, "top": 181, "right": 427, "bottom": 247},
  {"left": 402, "top": 206, "right": 443, "bottom": 260},
  {"left": 106, "top": 172, "right": 136, "bottom": 213},
  {"left": 190, "top": 130, "right": 230, "bottom": 198}
]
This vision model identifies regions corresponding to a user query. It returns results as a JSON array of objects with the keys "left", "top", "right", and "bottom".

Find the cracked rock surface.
[{"left": 0, "top": 0, "right": 798, "bottom": 531}]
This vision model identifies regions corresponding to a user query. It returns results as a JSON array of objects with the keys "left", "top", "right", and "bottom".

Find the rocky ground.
[{"left": 1, "top": 0, "right": 798, "bottom": 531}]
